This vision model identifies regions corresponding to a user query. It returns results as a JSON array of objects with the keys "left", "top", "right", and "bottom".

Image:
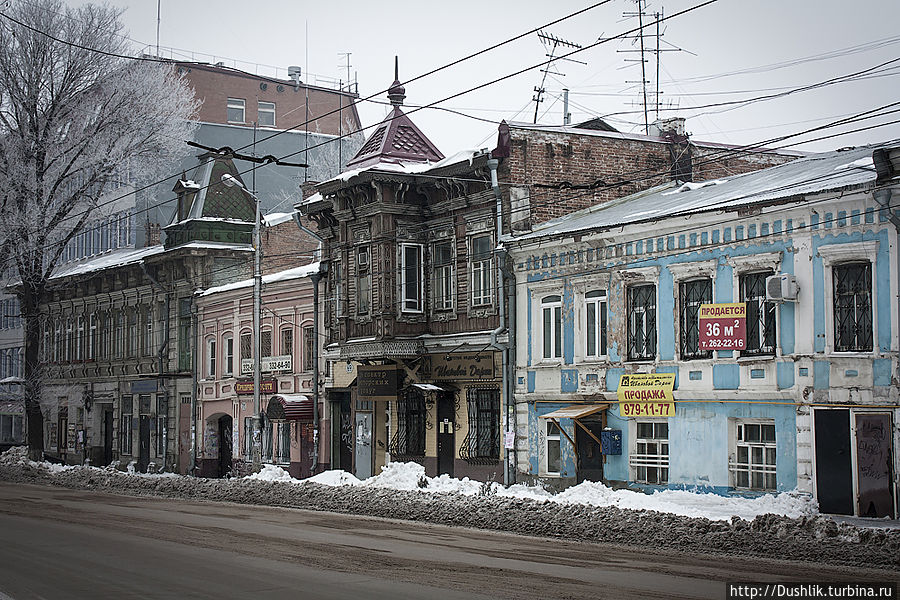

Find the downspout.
[
  {"left": 487, "top": 157, "right": 511, "bottom": 486},
  {"left": 190, "top": 299, "right": 199, "bottom": 476},
  {"left": 141, "top": 261, "right": 170, "bottom": 470}
]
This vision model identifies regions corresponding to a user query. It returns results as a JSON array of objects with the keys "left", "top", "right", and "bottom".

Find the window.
[
  {"left": 243, "top": 416, "right": 254, "bottom": 460},
  {"left": 833, "top": 262, "right": 873, "bottom": 352},
  {"left": 679, "top": 278, "right": 712, "bottom": 360},
  {"left": 240, "top": 332, "right": 252, "bottom": 375},
  {"left": 120, "top": 396, "right": 133, "bottom": 454},
  {"left": 391, "top": 388, "right": 426, "bottom": 457},
  {"left": 127, "top": 309, "right": 138, "bottom": 358},
  {"left": 261, "top": 413, "right": 273, "bottom": 462},
  {"left": 143, "top": 306, "right": 154, "bottom": 357},
  {"left": 227, "top": 97, "right": 245, "bottom": 123},
  {"left": 302, "top": 326, "right": 313, "bottom": 372},
  {"left": 401, "top": 243, "right": 424, "bottom": 312},
  {"left": 741, "top": 271, "right": 776, "bottom": 356},
  {"left": 58, "top": 406, "right": 68, "bottom": 453},
  {"left": 356, "top": 246, "right": 370, "bottom": 315},
  {"left": 275, "top": 422, "right": 290, "bottom": 464},
  {"left": 462, "top": 388, "right": 500, "bottom": 460},
  {"left": 544, "top": 420, "right": 561, "bottom": 475},
  {"left": 541, "top": 295, "right": 562, "bottom": 360},
  {"left": 584, "top": 290, "right": 607, "bottom": 358},
  {"left": 470, "top": 235, "right": 493, "bottom": 306},
  {"left": 178, "top": 299, "right": 192, "bottom": 371},
  {"left": 627, "top": 284, "right": 656, "bottom": 361},
  {"left": 76, "top": 315, "right": 85, "bottom": 361},
  {"left": 114, "top": 310, "right": 124, "bottom": 359},
  {"left": 332, "top": 259, "right": 345, "bottom": 317},
  {"left": 206, "top": 338, "right": 216, "bottom": 378},
  {"left": 631, "top": 421, "right": 669, "bottom": 484},
  {"left": 65, "top": 318, "right": 74, "bottom": 362},
  {"left": 0, "top": 414, "right": 24, "bottom": 444},
  {"left": 88, "top": 313, "right": 97, "bottom": 360},
  {"left": 731, "top": 421, "right": 776, "bottom": 491},
  {"left": 260, "top": 330, "right": 272, "bottom": 359},
  {"left": 258, "top": 101, "right": 275, "bottom": 127},
  {"left": 278, "top": 328, "right": 292, "bottom": 360},
  {"left": 433, "top": 241, "right": 453, "bottom": 311},
  {"left": 223, "top": 336, "right": 234, "bottom": 376}
]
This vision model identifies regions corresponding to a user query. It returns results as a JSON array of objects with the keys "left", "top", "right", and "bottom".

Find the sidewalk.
[{"left": 828, "top": 514, "right": 900, "bottom": 529}]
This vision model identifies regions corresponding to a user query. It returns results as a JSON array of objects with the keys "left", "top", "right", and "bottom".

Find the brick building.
[{"left": 499, "top": 118, "right": 802, "bottom": 230}]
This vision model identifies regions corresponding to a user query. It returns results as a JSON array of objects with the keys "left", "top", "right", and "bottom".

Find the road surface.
[{"left": 0, "top": 482, "right": 891, "bottom": 599}]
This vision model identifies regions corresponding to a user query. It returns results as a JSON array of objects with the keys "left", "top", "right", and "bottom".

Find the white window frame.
[
  {"left": 206, "top": 338, "right": 216, "bottom": 379},
  {"left": 356, "top": 246, "right": 371, "bottom": 316},
  {"left": 541, "top": 418, "right": 562, "bottom": 476},
  {"left": 223, "top": 335, "right": 234, "bottom": 376},
  {"left": 819, "top": 241, "right": 879, "bottom": 356},
  {"left": 540, "top": 295, "right": 562, "bottom": 360},
  {"left": 629, "top": 419, "right": 669, "bottom": 485},
  {"left": 227, "top": 97, "right": 245, "bottom": 123},
  {"left": 470, "top": 234, "right": 493, "bottom": 307},
  {"left": 584, "top": 290, "right": 607, "bottom": 359},
  {"left": 730, "top": 419, "right": 777, "bottom": 491},
  {"left": 257, "top": 101, "right": 275, "bottom": 127},
  {"left": 400, "top": 243, "right": 424, "bottom": 313}
]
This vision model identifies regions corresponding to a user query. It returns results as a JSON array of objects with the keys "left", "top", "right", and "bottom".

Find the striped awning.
[{"left": 266, "top": 394, "right": 313, "bottom": 422}]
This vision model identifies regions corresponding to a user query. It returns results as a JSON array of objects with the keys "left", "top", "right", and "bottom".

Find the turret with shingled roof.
[{"left": 345, "top": 57, "right": 444, "bottom": 169}]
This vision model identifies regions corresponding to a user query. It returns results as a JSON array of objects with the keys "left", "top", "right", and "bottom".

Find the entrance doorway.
[
  {"left": 102, "top": 408, "right": 114, "bottom": 466},
  {"left": 575, "top": 418, "right": 604, "bottom": 483},
  {"left": 855, "top": 413, "right": 894, "bottom": 518},
  {"left": 814, "top": 409, "right": 853, "bottom": 515},
  {"left": 138, "top": 415, "right": 150, "bottom": 473},
  {"left": 437, "top": 392, "right": 455, "bottom": 477},
  {"left": 218, "top": 414, "right": 233, "bottom": 478},
  {"left": 354, "top": 411, "right": 372, "bottom": 480}
]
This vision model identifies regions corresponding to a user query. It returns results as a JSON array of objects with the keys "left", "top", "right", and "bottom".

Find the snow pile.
[
  {"left": 245, "top": 464, "right": 296, "bottom": 483},
  {"left": 307, "top": 469, "right": 360, "bottom": 486}
]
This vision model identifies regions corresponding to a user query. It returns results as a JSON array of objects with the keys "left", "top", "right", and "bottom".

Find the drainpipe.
[
  {"left": 141, "top": 261, "right": 171, "bottom": 470},
  {"left": 190, "top": 299, "right": 199, "bottom": 476},
  {"left": 487, "top": 157, "right": 512, "bottom": 486}
]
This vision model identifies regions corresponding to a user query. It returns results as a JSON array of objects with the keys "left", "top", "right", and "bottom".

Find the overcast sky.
[{"left": 67, "top": 0, "right": 899, "bottom": 156}]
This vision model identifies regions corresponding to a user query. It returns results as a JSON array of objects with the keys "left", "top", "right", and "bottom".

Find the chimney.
[{"left": 649, "top": 117, "right": 686, "bottom": 137}]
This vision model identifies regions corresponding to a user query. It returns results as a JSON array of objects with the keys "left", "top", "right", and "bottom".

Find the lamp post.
[{"left": 221, "top": 173, "right": 263, "bottom": 469}]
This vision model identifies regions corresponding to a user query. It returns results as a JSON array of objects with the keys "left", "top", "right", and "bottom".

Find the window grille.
[
  {"left": 389, "top": 388, "right": 426, "bottom": 457},
  {"left": 627, "top": 284, "right": 656, "bottom": 360},
  {"left": 741, "top": 272, "right": 776, "bottom": 355},
  {"left": 833, "top": 262, "right": 873, "bottom": 352},
  {"left": 679, "top": 278, "right": 712, "bottom": 360},
  {"left": 460, "top": 388, "right": 500, "bottom": 462}
]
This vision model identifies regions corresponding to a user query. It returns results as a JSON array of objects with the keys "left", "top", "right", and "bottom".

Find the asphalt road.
[{"left": 0, "top": 482, "right": 892, "bottom": 600}]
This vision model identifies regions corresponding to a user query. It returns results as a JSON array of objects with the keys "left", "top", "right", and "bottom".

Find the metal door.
[
  {"left": 339, "top": 395, "right": 353, "bottom": 470},
  {"left": 437, "top": 393, "right": 455, "bottom": 477},
  {"left": 855, "top": 413, "right": 895, "bottom": 518},
  {"left": 814, "top": 409, "right": 853, "bottom": 515},
  {"left": 138, "top": 415, "right": 151, "bottom": 473},
  {"left": 102, "top": 409, "right": 114, "bottom": 466},
  {"left": 354, "top": 412, "right": 372, "bottom": 480},
  {"left": 576, "top": 419, "right": 604, "bottom": 483},
  {"left": 218, "top": 415, "right": 233, "bottom": 478}
]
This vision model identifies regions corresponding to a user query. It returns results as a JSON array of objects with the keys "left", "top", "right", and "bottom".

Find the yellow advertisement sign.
[{"left": 616, "top": 373, "right": 675, "bottom": 418}]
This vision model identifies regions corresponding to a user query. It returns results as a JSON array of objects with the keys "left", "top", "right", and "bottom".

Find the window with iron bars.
[
  {"left": 460, "top": 388, "right": 500, "bottom": 462},
  {"left": 833, "top": 262, "right": 873, "bottom": 352},
  {"left": 679, "top": 278, "right": 712, "bottom": 360},
  {"left": 741, "top": 271, "right": 776, "bottom": 356},
  {"left": 630, "top": 421, "right": 668, "bottom": 484},
  {"left": 627, "top": 284, "right": 656, "bottom": 361},
  {"left": 389, "top": 388, "right": 426, "bottom": 457}
]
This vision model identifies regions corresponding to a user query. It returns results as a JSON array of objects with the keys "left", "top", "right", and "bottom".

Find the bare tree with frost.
[{"left": 0, "top": 0, "right": 198, "bottom": 458}]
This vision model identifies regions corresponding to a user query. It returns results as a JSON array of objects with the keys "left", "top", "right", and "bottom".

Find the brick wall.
[
  {"left": 260, "top": 216, "right": 321, "bottom": 275},
  {"left": 500, "top": 126, "right": 799, "bottom": 229}
]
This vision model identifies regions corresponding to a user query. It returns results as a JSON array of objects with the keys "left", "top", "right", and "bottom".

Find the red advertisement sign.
[
  {"left": 235, "top": 379, "right": 276, "bottom": 395},
  {"left": 699, "top": 303, "right": 746, "bottom": 351}
]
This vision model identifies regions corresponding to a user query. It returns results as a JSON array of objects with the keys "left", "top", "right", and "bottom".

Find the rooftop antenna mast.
[
  {"left": 620, "top": 2, "right": 688, "bottom": 133},
  {"left": 155, "top": 0, "right": 161, "bottom": 57},
  {"left": 533, "top": 30, "right": 584, "bottom": 124}
]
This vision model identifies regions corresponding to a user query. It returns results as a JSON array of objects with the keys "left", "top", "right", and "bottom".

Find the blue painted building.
[{"left": 505, "top": 144, "right": 899, "bottom": 517}]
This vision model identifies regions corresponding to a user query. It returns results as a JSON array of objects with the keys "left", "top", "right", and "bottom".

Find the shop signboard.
[
  {"left": 425, "top": 352, "right": 496, "bottom": 381},
  {"left": 616, "top": 373, "right": 675, "bottom": 417},
  {"left": 235, "top": 379, "right": 276, "bottom": 395},
  {"left": 357, "top": 365, "right": 398, "bottom": 401}
]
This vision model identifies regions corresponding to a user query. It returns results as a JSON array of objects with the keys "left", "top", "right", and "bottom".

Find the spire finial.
[{"left": 388, "top": 56, "right": 406, "bottom": 107}]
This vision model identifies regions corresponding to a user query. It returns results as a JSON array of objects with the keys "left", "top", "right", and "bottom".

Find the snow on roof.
[
  {"left": 299, "top": 191, "right": 323, "bottom": 207},
  {"left": 509, "top": 145, "right": 883, "bottom": 243},
  {"left": 199, "top": 261, "right": 321, "bottom": 296},
  {"left": 49, "top": 245, "right": 166, "bottom": 280},
  {"left": 321, "top": 149, "right": 483, "bottom": 186},
  {"left": 263, "top": 211, "right": 296, "bottom": 227},
  {"left": 174, "top": 241, "right": 253, "bottom": 252}
]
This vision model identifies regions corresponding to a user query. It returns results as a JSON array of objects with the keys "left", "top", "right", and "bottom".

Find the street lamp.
[{"left": 221, "top": 173, "right": 263, "bottom": 469}]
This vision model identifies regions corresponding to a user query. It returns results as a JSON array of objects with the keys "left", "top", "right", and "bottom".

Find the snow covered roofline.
[
  {"left": 507, "top": 145, "right": 886, "bottom": 244},
  {"left": 48, "top": 245, "right": 166, "bottom": 281},
  {"left": 199, "top": 261, "right": 321, "bottom": 297},
  {"left": 262, "top": 211, "right": 297, "bottom": 227},
  {"left": 505, "top": 121, "right": 807, "bottom": 156}
]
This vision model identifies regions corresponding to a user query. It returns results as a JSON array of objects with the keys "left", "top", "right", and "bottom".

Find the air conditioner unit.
[{"left": 765, "top": 273, "right": 799, "bottom": 302}]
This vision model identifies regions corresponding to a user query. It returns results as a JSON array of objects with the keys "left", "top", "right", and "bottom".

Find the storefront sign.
[
  {"left": 235, "top": 379, "right": 276, "bottom": 395},
  {"left": 241, "top": 355, "right": 292, "bottom": 375},
  {"left": 616, "top": 373, "right": 675, "bottom": 417},
  {"left": 358, "top": 365, "right": 398, "bottom": 401},
  {"left": 699, "top": 302, "right": 746, "bottom": 350},
  {"left": 130, "top": 379, "right": 158, "bottom": 394},
  {"left": 425, "top": 352, "right": 496, "bottom": 381}
]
